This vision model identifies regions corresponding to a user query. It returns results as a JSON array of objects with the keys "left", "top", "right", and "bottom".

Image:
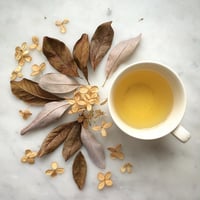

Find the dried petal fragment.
[
  {"left": 92, "top": 121, "right": 112, "bottom": 137},
  {"left": 15, "top": 42, "right": 32, "bottom": 66},
  {"left": 55, "top": 19, "right": 69, "bottom": 33},
  {"left": 29, "top": 36, "right": 41, "bottom": 51},
  {"left": 45, "top": 162, "right": 64, "bottom": 177},
  {"left": 21, "top": 149, "right": 37, "bottom": 164},
  {"left": 19, "top": 109, "right": 32, "bottom": 120},
  {"left": 97, "top": 171, "right": 113, "bottom": 190},
  {"left": 107, "top": 144, "right": 124, "bottom": 160},
  {"left": 120, "top": 163, "right": 133, "bottom": 174},
  {"left": 31, "top": 62, "right": 46, "bottom": 76}
]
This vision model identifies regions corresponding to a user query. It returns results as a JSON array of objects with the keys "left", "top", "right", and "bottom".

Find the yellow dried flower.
[
  {"left": 30, "top": 62, "right": 46, "bottom": 76},
  {"left": 97, "top": 171, "right": 113, "bottom": 190},
  {"left": 67, "top": 85, "right": 100, "bottom": 114},
  {"left": 120, "top": 163, "right": 133, "bottom": 174},
  {"left": 55, "top": 18, "right": 69, "bottom": 33},
  {"left": 45, "top": 162, "right": 64, "bottom": 177},
  {"left": 19, "top": 109, "right": 32, "bottom": 120},
  {"left": 10, "top": 65, "right": 23, "bottom": 80},
  {"left": 107, "top": 144, "right": 124, "bottom": 160},
  {"left": 15, "top": 42, "right": 32, "bottom": 66},
  {"left": 21, "top": 149, "right": 37, "bottom": 164},
  {"left": 92, "top": 121, "right": 112, "bottom": 136},
  {"left": 29, "top": 36, "right": 41, "bottom": 51}
]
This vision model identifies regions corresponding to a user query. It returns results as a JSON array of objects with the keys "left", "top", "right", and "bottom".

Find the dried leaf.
[
  {"left": 72, "top": 151, "right": 87, "bottom": 190},
  {"left": 103, "top": 34, "right": 142, "bottom": 85},
  {"left": 90, "top": 21, "right": 114, "bottom": 70},
  {"left": 21, "top": 101, "right": 70, "bottom": 135},
  {"left": 73, "top": 34, "right": 89, "bottom": 83},
  {"left": 39, "top": 73, "right": 80, "bottom": 94},
  {"left": 10, "top": 78, "right": 64, "bottom": 105},
  {"left": 42, "top": 36, "right": 79, "bottom": 77},
  {"left": 37, "top": 121, "right": 77, "bottom": 157},
  {"left": 81, "top": 126, "right": 105, "bottom": 169},
  {"left": 62, "top": 121, "right": 82, "bottom": 161}
]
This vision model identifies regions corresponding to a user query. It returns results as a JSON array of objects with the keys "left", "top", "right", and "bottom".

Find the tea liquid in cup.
[{"left": 108, "top": 61, "right": 190, "bottom": 142}]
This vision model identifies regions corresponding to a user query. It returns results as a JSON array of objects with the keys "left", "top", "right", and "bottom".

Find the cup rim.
[{"left": 108, "top": 61, "right": 187, "bottom": 140}]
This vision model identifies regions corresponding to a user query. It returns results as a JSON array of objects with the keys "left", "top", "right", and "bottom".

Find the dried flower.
[
  {"left": 92, "top": 121, "right": 112, "bottom": 136},
  {"left": 15, "top": 42, "right": 32, "bottom": 66},
  {"left": 45, "top": 162, "right": 64, "bottom": 177},
  {"left": 97, "top": 171, "right": 113, "bottom": 190},
  {"left": 107, "top": 144, "right": 124, "bottom": 160},
  {"left": 55, "top": 19, "right": 69, "bottom": 33},
  {"left": 67, "top": 85, "right": 99, "bottom": 114},
  {"left": 10, "top": 66, "right": 23, "bottom": 80},
  {"left": 120, "top": 163, "right": 133, "bottom": 173},
  {"left": 19, "top": 109, "right": 32, "bottom": 120},
  {"left": 29, "top": 36, "right": 41, "bottom": 51},
  {"left": 31, "top": 62, "right": 46, "bottom": 76},
  {"left": 21, "top": 149, "right": 37, "bottom": 164}
]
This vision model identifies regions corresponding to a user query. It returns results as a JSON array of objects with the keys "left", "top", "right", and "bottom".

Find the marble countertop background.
[{"left": 0, "top": 0, "right": 200, "bottom": 199}]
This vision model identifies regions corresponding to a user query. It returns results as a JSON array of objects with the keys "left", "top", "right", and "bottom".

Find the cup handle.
[{"left": 171, "top": 125, "right": 191, "bottom": 143}]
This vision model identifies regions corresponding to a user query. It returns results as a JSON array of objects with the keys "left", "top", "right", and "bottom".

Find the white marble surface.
[{"left": 0, "top": 0, "right": 200, "bottom": 199}]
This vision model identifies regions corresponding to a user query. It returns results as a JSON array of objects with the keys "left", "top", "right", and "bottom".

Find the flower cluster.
[{"left": 21, "top": 149, "right": 37, "bottom": 164}]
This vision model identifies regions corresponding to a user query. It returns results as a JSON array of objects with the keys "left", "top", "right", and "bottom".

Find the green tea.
[{"left": 113, "top": 69, "right": 173, "bottom": 128}]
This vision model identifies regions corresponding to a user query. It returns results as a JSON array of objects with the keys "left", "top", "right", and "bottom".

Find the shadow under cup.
[{"left": 108, "top": 62, "right": 186, "bottom": 140}]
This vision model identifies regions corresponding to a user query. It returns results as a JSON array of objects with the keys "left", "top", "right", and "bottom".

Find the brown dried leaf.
[
  {"left": 90, "top": 21, "right": 114, "bottom": 70},
  {"left": 42, "top": 36, "right": 79, "bottom": 77},
  {"left": 10, "top": 78, "right": 64, "bottom": 105},
  {"left": 21, "top": 101, "right": 70, "bottom": 135},
  {"left": 72, "top": 151, "right": 87, "bottom": 190},
  {"left": 73, "top": 34, "right": 89, "bottom": 83},
  {"left": 103, "top": 34, "right": 142, "bottom": 85},
  {"left": 37, "top": 121, "right": 77, "bottom": 157},
  {"left": 81, "top": 126, "right": 105, "bottom": 169},
  {"left": 62, "top": 121, "right": 82, "bottom": 161},
  {"left": 39, "top": 73, "right": 80, "bottom": 94}
]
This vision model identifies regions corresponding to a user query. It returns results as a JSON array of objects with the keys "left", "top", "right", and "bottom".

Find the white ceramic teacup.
[{"left": 108, "top": 61, "right": 190, "bottom": 142}]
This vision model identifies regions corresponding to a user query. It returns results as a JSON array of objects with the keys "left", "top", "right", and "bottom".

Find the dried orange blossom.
[
  {"left": 97, "top": 171, "right": 113, "bottom": 190},
  {"left": 21, "top": 149, "right": 37, "bottom": 164},
  {"left": 19, "top": 109, "right": 32, "bottom": 120},
  {"left": 55, "top": 18, "right": 69, "bottom": 33},
  {"left": 10, "top": 65, "right": 23, "bottom": 80},
  {"left": 92, "top": 121, "right": 112, "bottom": 136},
  {"left": 30, "top": 62, "right": 46, "bottom": 76},
  {"left": 66, "top": 85, "right": 100, "bottom": 114},
  {"left": 29, "top": 36, "right": 41, "bottom": 51},
  {"left": 15, "top": 42, "right": 32, "bottom": 66},
  {"left": 45, "top": 162, "right": 64, "bottom": 177},
  {"left": 107, "top": 144, "right": 124, "bottom": 160},
  {"left": 120, "top": 163, "right": 133, "bottom": 173}
]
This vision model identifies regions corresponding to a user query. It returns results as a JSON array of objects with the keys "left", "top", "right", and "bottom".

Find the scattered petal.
[
  {"left": 19, "top": 109, "right": 32, "bottom": 120},
  {"left": 97, "top": 171, "right": 113, "bottom": 190},
  {"left": 45, "top": 162, "right": 64, "bottom": 177}
]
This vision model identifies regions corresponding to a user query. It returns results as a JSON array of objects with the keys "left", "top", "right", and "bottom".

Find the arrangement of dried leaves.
[{"left": 10, "top": 21, "right": 141, "bottom": 190}]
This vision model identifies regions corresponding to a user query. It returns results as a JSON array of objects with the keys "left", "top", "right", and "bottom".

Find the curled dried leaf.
[
  {"left": 72, "top": 151, "right": 87, "bottom": 190},
  {"left": 62, "top": 121, "right": 82, "bottom": 161},
  {"left": 42, "top": 36, "right": 79, "bottom": 77},
  {"left": 90, "top": 21, "right": 114, "bottom": 70},
  {"left": 10, "top": 78, "right": 64, "bottom": 105},
  {"left": 21, "top": 101, "right": 70, "bottom": 135},
  {"left": 73, "top": 33, "right": 89, "bottom": 83},
  {"left": 81, "top": 126, "right": 105, "bottom": 169},
  {"left": 37, "top": 121, "right": 77, "bottom": 157},
  {"left": 39, "top": 73, "right": 80, "bottom": 94},
  {"left": 103, "top": 34, "right": 142, "bottom": 86}
]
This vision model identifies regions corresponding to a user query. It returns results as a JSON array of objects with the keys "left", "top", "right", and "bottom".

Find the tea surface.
[{"left": 113, "top": 69, "right": 173, "bottom": 128}]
